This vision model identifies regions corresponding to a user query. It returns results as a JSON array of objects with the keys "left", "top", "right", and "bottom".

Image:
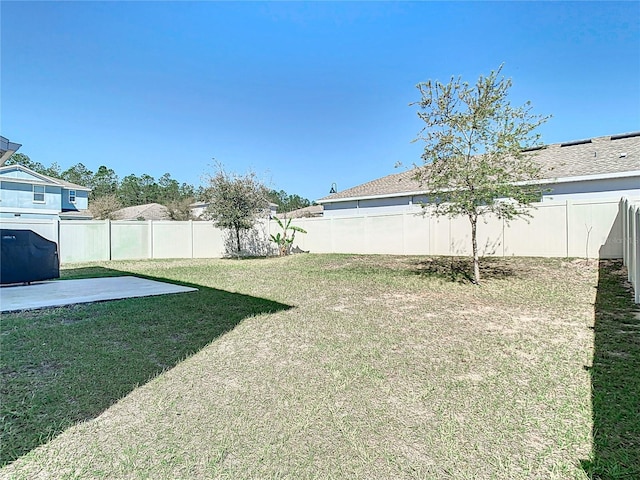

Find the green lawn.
[{"left": 1, "top": 255, "right": 638, "bottom": 479}]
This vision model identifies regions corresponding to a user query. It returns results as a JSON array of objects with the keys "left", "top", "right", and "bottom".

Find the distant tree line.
[
  {"left": 6, "top": 153, "right": 198, "bottom": 205},
  {"left": 265, "top": 189, "right": 313, "bottom": 213},
  {"left": 5, "top": 153, "right": 312, "bottom": 219}
]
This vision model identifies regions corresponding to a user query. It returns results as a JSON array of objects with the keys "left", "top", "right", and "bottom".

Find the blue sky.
[{"left": 2, "top": 1, "right": 639, "bottom": 201}]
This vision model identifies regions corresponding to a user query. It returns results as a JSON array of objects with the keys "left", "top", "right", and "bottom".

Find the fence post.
[
  {"left": 565, "top": 200, "right": 570, "bottom": 258},
  {"left": 619, "top": 197, "right": 629, "bottom": 265},
  {"left": 148, "top": 220, "right": 154, "bottom": 259},
  {"left": 629, "top": 205, "right": 636, "bottom": 288},
  {"left": 632, "top": 205, "right": 638, "bottom": 301},
  {"left": 634, "top": 206, "right": 640, "bottom": 303},
  {"left": 502, "top": 216, "right": 506, "bottom": 257},
  {"left": 54, "top": 218, "right": 60, "bottom": 249},
  {"left": 189, "top": 220, "right": 194, "bottom": 259},
  {"left": 626, "top": 205, "right": 636, "bottom": 282},
  {"left": 106, "top": 219, "right": 112, "bottom": 261}
]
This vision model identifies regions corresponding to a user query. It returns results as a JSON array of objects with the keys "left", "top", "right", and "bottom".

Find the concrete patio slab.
[{"left": 0, "top": 276, "right": 198, "bottom": 313}]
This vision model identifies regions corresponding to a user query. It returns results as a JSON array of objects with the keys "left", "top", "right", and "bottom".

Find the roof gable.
[
  {"left": 0, "top": 165, "right": 57, "bottom": 185},
  {"left": 318, "top": 132, "right": 640, "bottom": 202},
  {"left": 0, "top": 164, "right": 92, "bottom": 191}
]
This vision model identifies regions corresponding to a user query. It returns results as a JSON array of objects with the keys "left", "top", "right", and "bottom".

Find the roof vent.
[
  {"left": 620, "top": 152, "right": 628, "bottom": 158},
  {"left": 560, "top": 139, "right": 592, "bottom": 147},
  {"left": 611, "top": 132, "right": 640, "bottom": 141},
  {"left": 522, "top": 145, "right": 545, "bottom": 152}
]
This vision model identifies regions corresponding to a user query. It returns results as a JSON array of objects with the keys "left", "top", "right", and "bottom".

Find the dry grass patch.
[{"left": 2, "top": 254, "right": 635, "bottom": 479}]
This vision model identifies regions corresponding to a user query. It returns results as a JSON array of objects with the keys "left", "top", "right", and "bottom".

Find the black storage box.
[{"left": 0, "top": 229, "right": 60, "bottom": 285}]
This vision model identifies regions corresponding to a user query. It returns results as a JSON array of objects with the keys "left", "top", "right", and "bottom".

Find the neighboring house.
[
  {"left": 190, "top": 201, "right": 279, "bottom": 219},
  {"left": 113, "top": 203, "right": 171, "bottom": 221},
  {"left": 189, "top": 201, "right": 209, "bottom": 219},
  {"left": 0, "top": 164, "right": 92, "bottom": 220},
  {"left": 317, "top": 132, "right": 640, "bottom": 217},
  {"left": 276, "top": 204, "right": 323, "bottom": 219}
]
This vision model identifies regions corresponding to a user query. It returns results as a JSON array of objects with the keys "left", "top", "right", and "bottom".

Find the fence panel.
[
  {"left": 152, "top": 221, "right": 193, "bottom": 259},
  {"left": 402, "top": 213, "right": 431, "bottom": 255},
  {"left": 363, "top": 214, "right": 406, "bottom": 255},
  {"left": 59, "top": 220, "right": 109, "bottom": 263},
  {"left": 285, "top": 217, "right": 330, "bottom": 253},
  {"left": 330, "top": 217, "right": 366, "bottom": 254},
  {"left": 0, "top": 218, "right": 59, "bottom": 245},
  {"left": 111, "top": 221, "right": 151, "bottom": 260},
  {"left": 621, "top": 198, "right": 640, "bottom": 302},
  {"left": 192, "top": 222, "right": 225, "bottom": 258},
  {"left": 474, "top": 213, "right": 504, "bottom": 257},
  {"left": 567, "top": 200, "right": 622, "bottom": 259},
  {"left": 502, "top": 203, "right": 567, "bottom": 257}
]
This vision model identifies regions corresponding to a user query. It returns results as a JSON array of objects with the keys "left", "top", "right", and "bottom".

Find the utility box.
[{"left": 0, "top": 229, "right": 60, "bottom": 285}]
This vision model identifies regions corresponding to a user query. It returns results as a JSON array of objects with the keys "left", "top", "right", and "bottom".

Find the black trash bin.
[{"left": 0, "top": 229, "right": 60, "bottom": 285}]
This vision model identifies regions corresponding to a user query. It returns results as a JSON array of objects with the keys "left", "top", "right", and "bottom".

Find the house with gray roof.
[
  {"left": 112, "top": 203, "right": 171, "bottom": 221},
  {"left": 0, "top": 164, "right": 92, "bottom": 220},
  {"left": 190, "top": 201, "right": 279, "bottom": 220},
  {"left": 275, "top": 204, "right": 323, "bottom": 219},
  {"left": 317, "top": 132, "right": 640, "bottom": 217}
]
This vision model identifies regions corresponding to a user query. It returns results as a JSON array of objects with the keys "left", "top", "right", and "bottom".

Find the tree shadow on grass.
[
  {"left": 410, "top": 256, "right": 517, "bottom": 283},
  {"left": 0, "top": 266, "right": 292, "bottom": 467},
  {"left": 325, "top": 255, "right": 518, "bottom": 283},
  {"left": 581, "top": 260, "right": 640, "bottom": 479}
]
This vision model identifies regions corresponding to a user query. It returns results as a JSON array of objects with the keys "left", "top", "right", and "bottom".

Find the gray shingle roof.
[
  {"left": 113, "top": 203, "right": 170, "bottom": 221},
  {"left": 318, "top": 132, "right": 640, "bottom": 202},
  {"left": 276, "top": 204, "right": 323, "bottom": 218}
]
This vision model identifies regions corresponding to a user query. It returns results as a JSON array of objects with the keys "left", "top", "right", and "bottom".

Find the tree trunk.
[
  {"left": 469, "top": 214, "right": 480, "bottom": 284},
  {"left": 235, "top": 227, "right": 241, "bottom": 258}
]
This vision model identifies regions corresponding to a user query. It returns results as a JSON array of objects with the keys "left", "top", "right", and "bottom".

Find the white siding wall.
[{"left": 542, "top": 176, "right": 640, "bottom": 202}]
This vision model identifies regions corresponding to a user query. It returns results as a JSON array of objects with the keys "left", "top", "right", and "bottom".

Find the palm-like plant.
[{"left": 270, "top": 217, "right": 307, "bottom": 256}]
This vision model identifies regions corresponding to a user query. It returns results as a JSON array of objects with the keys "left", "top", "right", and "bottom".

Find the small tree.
[
  {"left": 89, "top": 194, "right": 122, "bottom": 220},
  {"left": 203, "top": 165, "right": 270, "bottom": 256},
  {"left": 412, "top": 65, "right": 549, "bottom": 283},
  {"left": 165, "top": 197, "right": 195, "bottom": 221},
  {"left": 270, "top": 216, "right": 307, "bottom": 256}
]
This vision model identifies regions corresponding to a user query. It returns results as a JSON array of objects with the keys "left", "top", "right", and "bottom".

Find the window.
[
  {"left": 33, "top": 185, "right": 45, "bottom": 203},
  {"left": 69, "top": 190, "right": 76, "bottom": 203}
]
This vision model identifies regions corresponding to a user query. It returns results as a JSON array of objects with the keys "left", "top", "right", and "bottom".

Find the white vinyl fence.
[
  {"left": 57, "top": 220, "right": 228, "bottom": 263},
  {"left": 0, "top": 198, "right": 627, "bottom": 263},
  {"left": 621, "top": 197, "right": 640, "bottom": 303},
  {"left": 291, "top": 198, "right": 624, "bottom": 260}
]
